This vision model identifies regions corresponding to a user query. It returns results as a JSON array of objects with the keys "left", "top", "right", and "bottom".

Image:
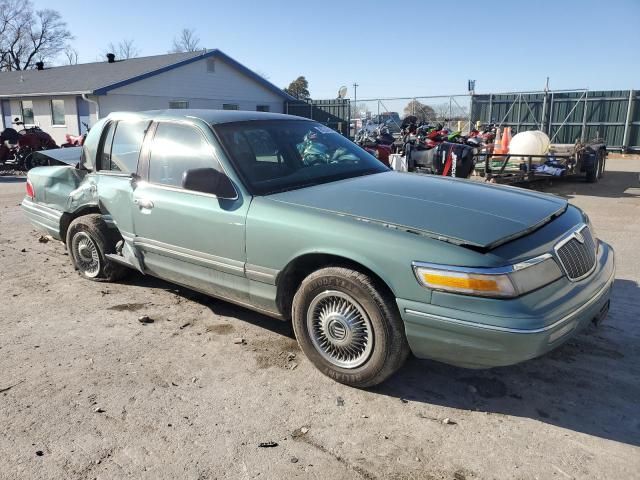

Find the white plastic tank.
[{"left": 508, "top": 130, "right": 551, "bottom": 160}]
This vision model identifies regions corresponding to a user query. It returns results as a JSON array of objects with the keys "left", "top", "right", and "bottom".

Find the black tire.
[
  {"left": 585, "top": 161, "right": 598, "bottom": 183},
  {"left": 66, "top": 214, "right": 128, "bottom": 282},
  {"left": 292, "top": 267, "right": 409, "bottom": 388}
]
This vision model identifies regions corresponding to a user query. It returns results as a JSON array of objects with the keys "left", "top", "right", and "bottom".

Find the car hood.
[{"left": 267, "top": 172, "right": 567, "bottom": 250}]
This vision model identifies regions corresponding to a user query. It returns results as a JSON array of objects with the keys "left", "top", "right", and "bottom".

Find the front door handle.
[{"left": 134, "top": 198, "right": 154, "bottom": 209}]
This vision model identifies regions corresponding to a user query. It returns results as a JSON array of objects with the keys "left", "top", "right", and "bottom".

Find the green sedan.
[{"left": 22, "top": 110, "right": 615, "bottom": 387}]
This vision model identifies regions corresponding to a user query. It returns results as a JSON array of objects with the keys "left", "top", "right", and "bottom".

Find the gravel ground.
[{"left": 1, "top": 160, "right": 639, "bottom": 480}]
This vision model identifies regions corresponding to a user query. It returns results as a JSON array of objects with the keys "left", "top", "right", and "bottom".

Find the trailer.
[{"left": 475, "top": 142, "right": 607, "bottom": 184}]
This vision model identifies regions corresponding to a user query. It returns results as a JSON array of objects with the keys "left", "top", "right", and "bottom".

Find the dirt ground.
[{"left": 1, "top": 159, "right": 639, "bottom": 480}]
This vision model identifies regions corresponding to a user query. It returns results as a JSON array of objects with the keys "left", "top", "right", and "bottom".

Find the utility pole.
[{"left": 353, "top": 82, "right": 359, "bottom": 118}]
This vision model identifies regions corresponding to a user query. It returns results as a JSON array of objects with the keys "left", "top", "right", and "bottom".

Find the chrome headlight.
[{"left": 413, "top": 254, "right": 563, "bottom": 298}]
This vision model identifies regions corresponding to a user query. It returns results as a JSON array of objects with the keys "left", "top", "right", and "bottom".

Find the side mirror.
[{"left": 182, "top": 168, "right": 237, "bottom": 199}]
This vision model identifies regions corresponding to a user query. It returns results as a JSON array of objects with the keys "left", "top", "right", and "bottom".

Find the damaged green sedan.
[{"left": 22, "top": 110, "right": 615, "bottom": 387}]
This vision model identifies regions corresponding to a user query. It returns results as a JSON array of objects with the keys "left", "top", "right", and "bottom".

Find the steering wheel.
[{"left": 304, "top": 155, "right": 327, "bottom": 166}]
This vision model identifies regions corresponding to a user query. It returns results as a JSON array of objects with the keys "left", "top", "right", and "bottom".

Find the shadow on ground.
[
  {"left": 531, "top": 169, "right": 639, "bottom": 199},
  {"left": 0, "top": 175, "right": 26, "bottom": 183},
  {"left": 121, "top": 273, "right": 294, "bottom": 339},
  {"left": 375, "top": 278, "right": 640, "bottom": 447},
  {"left": 120, "top": 272, "right": 640, "bottom": 447}
]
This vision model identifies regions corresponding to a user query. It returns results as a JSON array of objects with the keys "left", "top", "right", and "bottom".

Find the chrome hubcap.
[
  {"left": 307, "top": 290, "right": 373, "bottom": 369},
  {"left": 72, "top": 232, "right": 100, "bottom": 278}
]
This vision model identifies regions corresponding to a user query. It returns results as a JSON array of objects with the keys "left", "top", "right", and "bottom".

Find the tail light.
[{"left": 25, "top": 179, "right": 35, "bottom": 199}]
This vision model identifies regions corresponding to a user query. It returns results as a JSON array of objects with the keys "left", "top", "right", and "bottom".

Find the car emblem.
[{"left": 574, "top": 231, "right": 585, "bottom": 244}]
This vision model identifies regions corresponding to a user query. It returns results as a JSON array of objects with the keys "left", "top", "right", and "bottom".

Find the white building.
[{"left": 0, "top": 50, "right": 295, "bottom": 144}]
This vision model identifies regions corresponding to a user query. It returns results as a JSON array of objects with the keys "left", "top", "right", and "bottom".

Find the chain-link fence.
[{"left": 351, "top": 95, "right": 472, "bottom": 135}]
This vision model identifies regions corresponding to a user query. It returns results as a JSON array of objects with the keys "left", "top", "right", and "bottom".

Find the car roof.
[{"left": 104, "top": 109, "right": 314, "bottom": 125}]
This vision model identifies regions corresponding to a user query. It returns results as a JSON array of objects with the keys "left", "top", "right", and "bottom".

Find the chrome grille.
[{"left": 555, "top": 225, "right": 597, "bottom": 281}]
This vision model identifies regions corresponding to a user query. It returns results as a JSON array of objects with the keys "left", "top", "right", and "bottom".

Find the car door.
[
  {"left": 131, "top": 120, "right": 250, "bottom": 302},
  {"left": 95, "top": 118, "right": 151, "bottom": 265}
]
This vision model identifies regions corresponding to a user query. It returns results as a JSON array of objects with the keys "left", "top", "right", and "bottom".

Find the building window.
[
  {"left": 206, "top": 58, "right": 215, "bottom": 73},
  {"left": 51, "top": 99, "right": 65, "bottom": 125},
  {"left": 256, "top": 105, "right": 270, "bottom": 112},
  {"left": 169, "top": 100, "right": 189, "bottom": 109},
  {"left": 222, "top": 104, "right": 239, "bottom": 110},
  {"left": 21, "top": 100, "right": 34, "bottom": 125}
]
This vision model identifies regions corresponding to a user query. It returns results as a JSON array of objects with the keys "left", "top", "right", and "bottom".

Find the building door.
[
  {"left": 76, "top": 97, "right": 90, "bottom": 133},
  {"left": 1, "top": 100, "right": 11, "bottom": 129}
]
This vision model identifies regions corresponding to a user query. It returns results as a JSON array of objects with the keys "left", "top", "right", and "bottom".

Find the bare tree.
[
  {"left": 63, "top": 45, "right": 78, "bottom": 65},
  {"left": 106, "top": 39, "right": 139, "bottom": 60},
  {"left": 171, "top": 28, "right": 200, "bottom": 53},
  {"left": 403, "top": 100, "right": 436, "bottom": 124},
  {"left": 0, "top": 0, "right": 72, "bottom": 71}
]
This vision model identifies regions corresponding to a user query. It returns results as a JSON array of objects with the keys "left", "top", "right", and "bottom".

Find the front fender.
[{"left": 246, "top": 198, "right": 497, "bottom": 305}]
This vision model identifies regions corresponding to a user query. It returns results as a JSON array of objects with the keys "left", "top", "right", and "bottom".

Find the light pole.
[{"left": 353, "top": 82, "right": 359, "bottom": 118}]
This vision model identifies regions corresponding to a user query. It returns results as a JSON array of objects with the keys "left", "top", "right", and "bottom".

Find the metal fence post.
[
  {"left": 622, "top": 89, "right": 634, "bottom": 151},
  {"left": 541, "top": 92, "right": 547, "bottom": 133},
  {"left": 548, "top": 92, "right": 555, "bottom": 136},
  {"left": 488, "top": 94, "right": 493, "bottom": 123},
  {"left": 580, "top": 90, "right": 589, "bottom": 142}
]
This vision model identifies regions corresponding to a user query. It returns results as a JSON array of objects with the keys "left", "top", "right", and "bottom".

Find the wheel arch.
[
  {"left": 275, "top": 252, "right": 397, "bottom": 320},
  {"left": 59, "top": 206, "right": 102, "bottom": 244}
]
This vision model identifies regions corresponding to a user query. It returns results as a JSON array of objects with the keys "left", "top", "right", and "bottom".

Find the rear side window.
[
  {"left": 148, "top": 122, "right": 217, "bottom": 187},
  {"left": 81, "top": 118, "right": 108, "bottom": 170},
  {"left": 104, "top": 120, "right": 149, "bottom": 172}
]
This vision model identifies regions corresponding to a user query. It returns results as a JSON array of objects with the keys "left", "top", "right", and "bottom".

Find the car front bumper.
[{"left": 397, "top": 241, "right": 615, "bottom": 368}]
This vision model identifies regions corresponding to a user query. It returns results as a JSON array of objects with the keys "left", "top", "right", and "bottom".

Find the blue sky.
[{"left": 36, "top": 0, "right": 639, "bottom": 99}]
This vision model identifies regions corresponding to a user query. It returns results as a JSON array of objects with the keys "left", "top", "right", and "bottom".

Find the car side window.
[
  {"left": 148, "top": 123, "right": 217, "bottom": 188},
  {"left": 106, "top": 120, "right": 149, "bottom": 172},
  {"left": 100, "top": 121, "right": 116, "bottom": 169}
]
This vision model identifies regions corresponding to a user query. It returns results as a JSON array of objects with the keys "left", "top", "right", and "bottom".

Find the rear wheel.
[
  {"left": 292, "top": 267, "right": 409, "bottom": 387},
  {"left": 66, "top": 214, "right": 128, "bottom": 282},
  {"left": 585, "top": 159, "right": 599, "bottom": 183}
]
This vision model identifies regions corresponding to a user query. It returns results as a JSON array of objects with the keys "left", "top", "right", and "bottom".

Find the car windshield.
[{"left": 214, "top": 120, "right": 388, "bottom": 195}]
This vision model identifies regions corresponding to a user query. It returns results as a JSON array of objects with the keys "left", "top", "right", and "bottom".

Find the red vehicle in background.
[
  {"left": 0, "top": 118, "right": 58, "bottom": 170},
  {"left": 61, "top": 122, "right": 89, "bottom": 147},
  {"left": 354, "top": 125, "right": 395, "bottom": 167}
]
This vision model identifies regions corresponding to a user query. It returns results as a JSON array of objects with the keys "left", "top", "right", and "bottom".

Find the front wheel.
[{"left": 292, "top": 267, "right": 409, "bottom": 388}]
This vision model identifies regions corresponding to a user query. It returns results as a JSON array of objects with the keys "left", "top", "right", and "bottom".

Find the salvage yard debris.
[{"left": 258, "top": 441, "right": 278, "bottom": 448}]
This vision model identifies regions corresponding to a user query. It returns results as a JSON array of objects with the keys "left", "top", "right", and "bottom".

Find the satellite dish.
[{"left": 337, "top": 86, "right": 348, "bottom": 99}]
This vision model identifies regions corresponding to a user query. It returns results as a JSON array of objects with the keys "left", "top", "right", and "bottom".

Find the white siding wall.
[
  {"left": 98, "top": 56, "right": 285, "bottom": 116},
  {"left": 8, "top": 96, "right": 79, "bottom": 144}
]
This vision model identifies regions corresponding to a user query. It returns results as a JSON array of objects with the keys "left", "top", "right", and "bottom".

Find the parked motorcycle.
[
  {"left": 0, "top": 119, "right": 58, "bottom": 170},
  {"left": 355, "top": 125, "right": 395, "bottom": 167}
]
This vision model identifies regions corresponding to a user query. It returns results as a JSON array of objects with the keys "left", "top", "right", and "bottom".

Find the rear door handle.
[{"left": 134, "top": 198, "right": 154, "bottom": 209}]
